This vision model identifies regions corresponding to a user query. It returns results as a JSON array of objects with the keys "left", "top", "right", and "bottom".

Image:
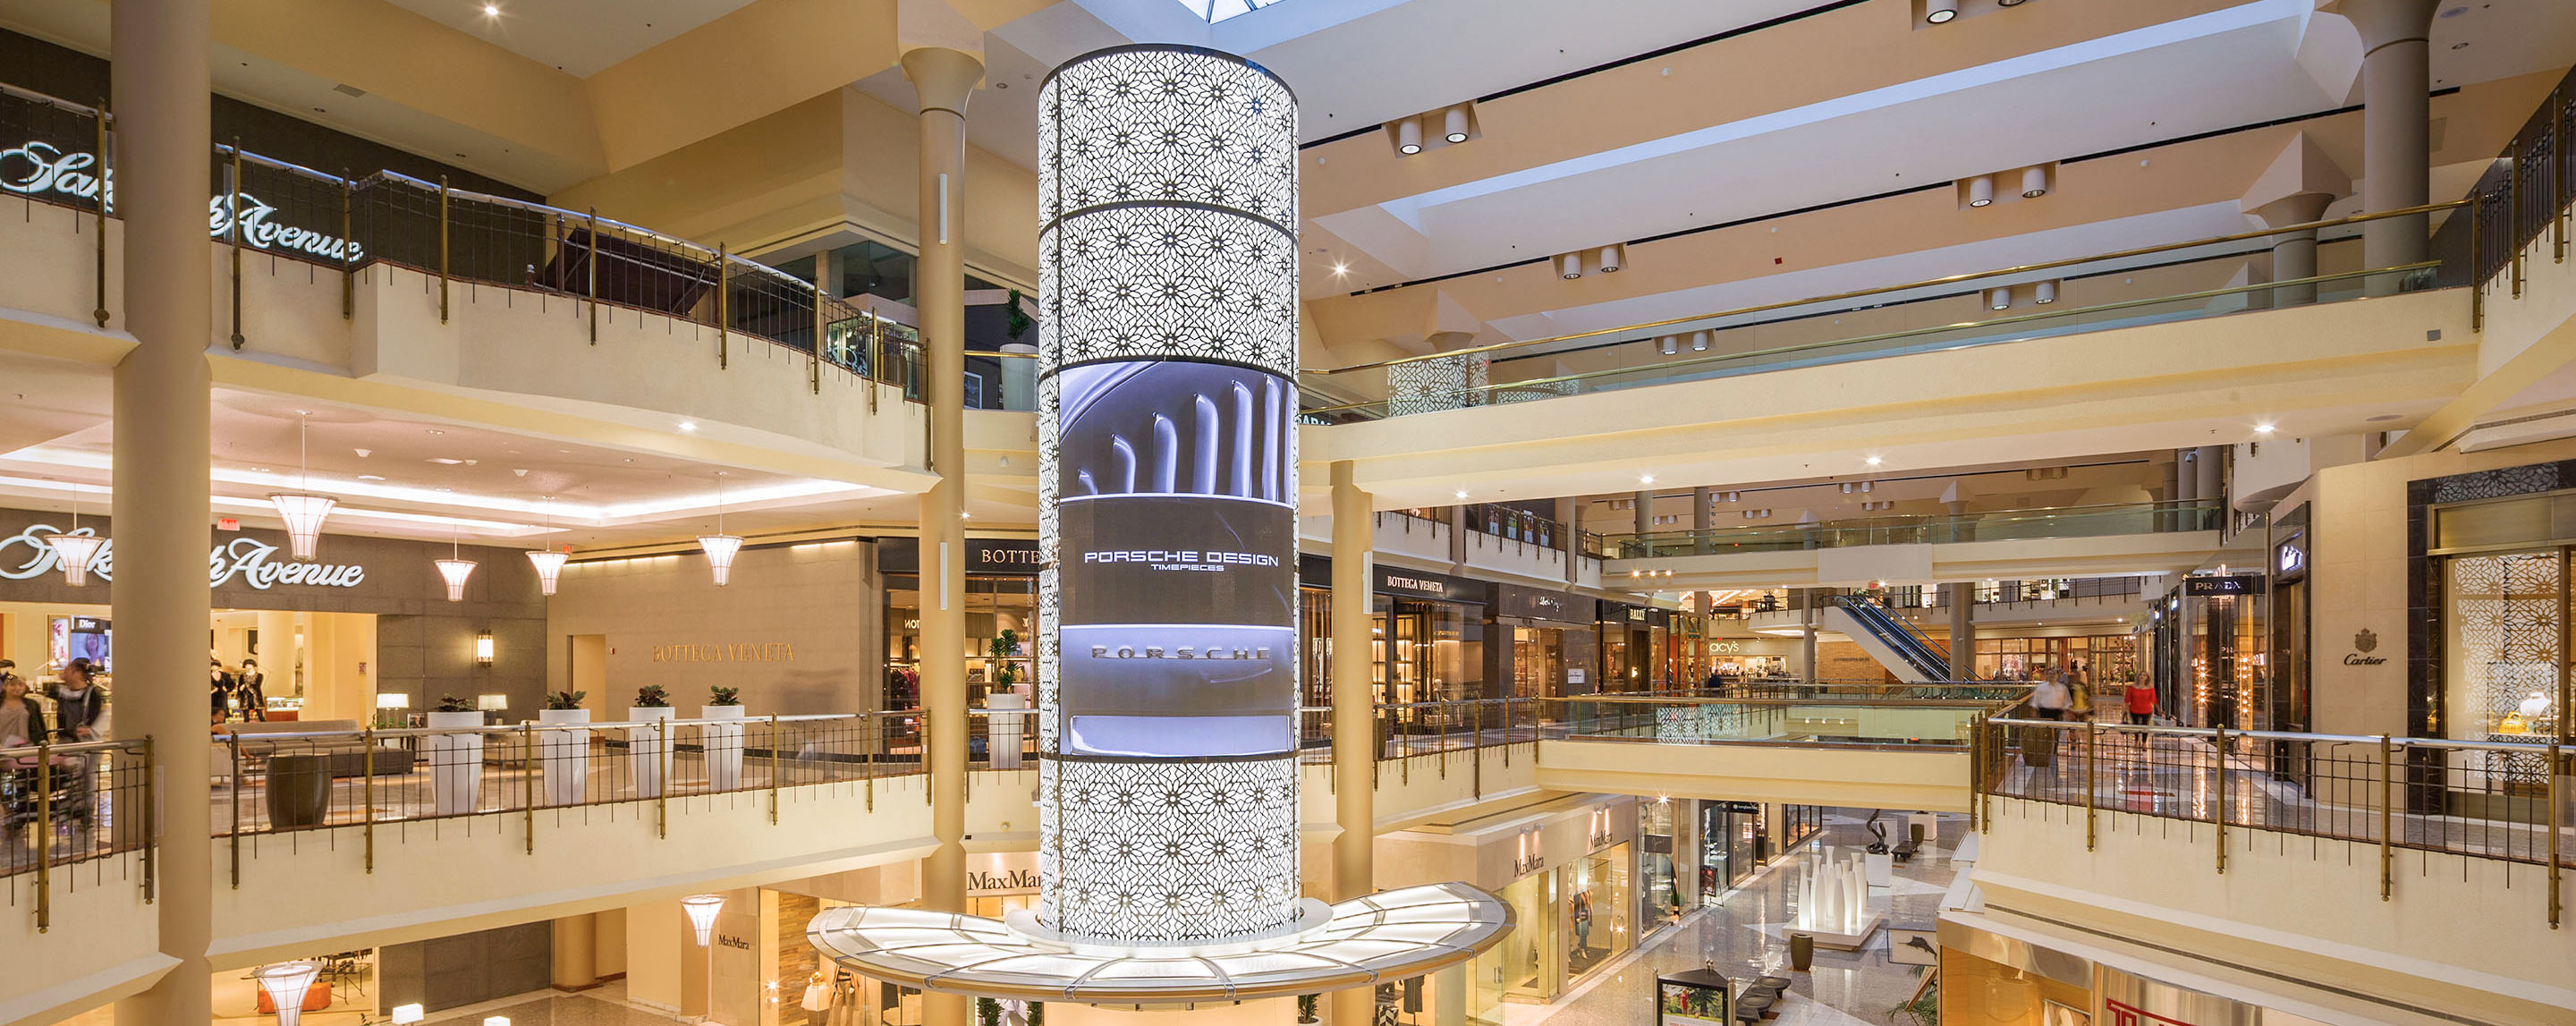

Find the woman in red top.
[{"left": 2123, "top": 678, "right": 2157, "bottom": 725}]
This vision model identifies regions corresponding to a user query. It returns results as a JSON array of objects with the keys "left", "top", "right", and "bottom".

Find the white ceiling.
[{"left": 379, "top": 0, "right": 757, "bottom": 76}]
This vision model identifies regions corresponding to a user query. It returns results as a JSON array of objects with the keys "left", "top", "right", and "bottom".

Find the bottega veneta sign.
[
  {"left": 0, "top": 526, "right": 366, "bottom": 589},
  {"left": 650, "top": 642, "right": 798, "bottom": 664},
  {"left": 0, "top": 141, "right": 366, "bottom": 261}
]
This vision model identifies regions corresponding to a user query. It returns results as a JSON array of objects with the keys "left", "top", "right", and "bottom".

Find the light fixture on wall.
[
  {"left": 682, "top": 892, "right": 726, "bottom": 945},
  {"left": 1966, "top": 175, "right": 1994, "bottom": 207},
  {"left": 526, "top": 496, "right": 568, "bottom": 597},
  {"left": 1443, "top": 106, "right": 1470, "bottom": 144},
  {"left": 1396, "top": 116, "right": 1423, "bottom": 155},
  {"left": 253, "top": 962, "right": 323, "bottom": 1026},
  {"left": 1926, "top": 0, "right": 1959, "bottom": 22},
  {"left": 1558, "top": 251, "right": 1585, "bottom": 280},
  {"left": 2033, "top": 280, "right": 2058, "bottom": 305},
  {"left": 475, "top": 630, "right": 495, "bottom": 667},
  {"left": 434, "top": 526, "right": 477, "bottom": 602},
  {"left": 43, "top": 483, "right": 105, "bottom": 586},
  {"left": 269, "top": 411, "right": 338, "bottom": 562},
  {"left": 477, "top": 692, "right": 506, "bottom": 711},
  {"left": 700, "top": 472, "right": 746, "bottom": 587},
  {"left": 2020, "top": 165, "right": 2051, "bottom": 198}
]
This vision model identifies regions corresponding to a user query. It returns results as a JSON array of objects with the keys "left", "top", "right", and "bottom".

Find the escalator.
[{"left": 1823, "top": 596, "right": 1963, "bottom": 683}]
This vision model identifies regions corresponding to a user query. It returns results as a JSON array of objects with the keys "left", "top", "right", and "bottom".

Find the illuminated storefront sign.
[
  {"left": 0, "top": 525, "right": 368, "bottom": 589},
  {"left": 0, "top": 140, "right": 365, "bottom": 261}
]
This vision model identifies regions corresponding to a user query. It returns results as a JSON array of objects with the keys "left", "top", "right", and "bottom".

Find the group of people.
[
  {"left": 2022, "top": 659, "right": 2159, "bottom": 725},
  {"left": 0, "top": 657, "right": 108, "bottom": 749},
  {"left": 210, "top": 656, "right": 269, "bottom": 723}
]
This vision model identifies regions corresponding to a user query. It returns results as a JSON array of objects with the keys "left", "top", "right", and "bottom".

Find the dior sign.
[
  {"left": 0, "top": 526, "right": 368, "bottom": 589},
  {"left": 0, "top": 141, "right": 366, "bottom": 261}
]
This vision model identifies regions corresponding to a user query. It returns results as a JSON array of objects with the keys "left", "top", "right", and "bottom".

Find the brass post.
[
  {"left": 2380, "top": 735, "right": 2394, "bottom": 901},
  {"left": 1471, "top": 699, "right": 1483, "bottom": 800},
  {"left": 586, "top": 208, "right": 599, "bottom": 344},
  {"left": 522, "top": 723, "right": 536, "bottom": 855},
  {"left": 716, "top": 242, "right": 730, "bottom": 369},
  {"left": 2546, "top": 740, "right": 2561, "bottom": 929},
  {"left": 2472, "top": 191, "right": 2486, "bottom": 333},
  {"left": 227, "top": 140, "right": 244, "bottom": 350},
  {"left": 2512, "top": 148, "right": 2527, "bottom": 299},
  {"left": 811, "top": 266, "right": 826, "bottom": 394},
  {"left": 2085, "top": 720, "right": 2098, "bottom": 852},
  {"left": 655, "top": 720, "right": 668, "bottom": 840},
  {"left": 437, "top": 176, "right": 451, "bottom": 323},
  {"left": 34, "top": 733, "right": 52, "bottom": 932},
  {"left": 867, "top": 315, "right": 883, "bottom": 412},
  {"left": 90, "top": 98, "right": 107, "bottom": 329},
  {"left": 140, "top": 736, "right": 156, "bottom": 903},
  {"left": 768, "top": 714, "right": 781, "bottom": 825},
  {"left": 363, "top": 729, "right": 376, "bottom": 874},
  {"left": 230, "top": 738, "right": 242, "bottom": 888},
  {"left": 340, "top": 173, "right": 354, "bottom": 318},
  {"left": 2215, "top": 725, "right": 2229, "bottom": 875}
]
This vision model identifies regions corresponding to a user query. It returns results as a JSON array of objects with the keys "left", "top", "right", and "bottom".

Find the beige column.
[
  {"left": 110, "top": 3, "right": 215, "bottom": 1025},
  {"left": 1330, "top": 461, "right": 1377, "bottom": 1026},
  {"left": 1631, "top": 490, "right": 1654, "bottom": 538},
  {"left": 2252, "top": 192, "right": 2335, "bottom": 306},
  {"left": 904, "top": 44, "right": 980, "bottom": 1026},
  {"left": 2337, "top": 0, "right": 2437, "bottom": 284},
  {"left": 1556, "top": 496, "right": 1580, "bottom": 583},
  {"left": 1691, "top": 487, "right": 1713, "bottom": 555},
  {"left": 1945, "top": 584, "right": 1974, "bottom": 681},
  {"left": 552, "top": 914, "right": 600, "bottom": 990}
]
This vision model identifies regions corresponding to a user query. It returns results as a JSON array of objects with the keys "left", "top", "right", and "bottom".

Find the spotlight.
[
  {"left": 2033, "top": 280, "right": 2057, "bottom": 305},
  {"left": 482, "top": 3, "right": 500, "bottom": 15},
  {"left": 1597, "top": 244, "right": 1624, "bottom": 273},
  {"left": 1987, "top": 287, "right": 2012, "bottom": 310},
  {"left": 1927, "top": 0, "right": 1958, "bottom": 22},
  {"left": 1559, "top": 252, "right": 1585, "bottom": 279},
  {"left": 2254, "top": 422, "right": 2276, "bottom": 434},
  {"left": 1443, "top": 106, "right": 1470, "bottom": 145},
  {"left": 1659, "top": 336, "right": 1678, "bottom": 356},
  {"left": 1866, "top": 455, "right": 1885, "bottom": 467},
  {"left": 1331, "top": 262, "right": 1350, "bottom": 276},
  {"left": 1640, "top": 474, "right": 1656, "bottom": 484},
  {"left": 1967, "top": 175, "right": 1995, "bottom": 208},
  {"left": 2021, "top": 165, "right": 2051, "bottom": 198},
  {"left": 1997, "top": 0, "right": 2028, "bottom": 5},
  {"left": 1396, "top": 118, "right": 1422, "bottom": 156},
  {"left": 1455, "top": 489, "right": 1469, "bottom": 499},
  {"left": 1690, "top": 331, "right": 1710, "bottom": 352}
]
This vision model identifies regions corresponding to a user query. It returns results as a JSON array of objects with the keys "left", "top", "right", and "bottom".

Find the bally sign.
[
  {"left": 0, "top": 525, "right": 367, "bottom": 589},
  {"left": 1, "top": 141, "right": 366, "bottom": 261}
]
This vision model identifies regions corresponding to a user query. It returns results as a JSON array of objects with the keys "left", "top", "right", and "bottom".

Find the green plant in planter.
[
  {"left": 1295, "top": 994, "right": 1318, "bottom": 1022},
  {"left": 988, "top": 630, "right": 1022, "bottom": 688},
  {"left": 709, "top": 686, "right": 742, "bottom": 707},
  {"left": 543, "top": 690, "right": 586, "bottom": 710},
  {"left": 633, "top": 683, "right": 671, "bottom": 708},
  {"left": 1027, "top": 1003, "right": 1042, "bottom": 1026},
  {"left": 976, "top": 996, "right": 1001, "bottom": 1026},
  {"left": 1004, "top": 289, "right": 1033, "bottom": 340},
  {"left": 432, "top": 694, "right": 474, "bottom": 713}
]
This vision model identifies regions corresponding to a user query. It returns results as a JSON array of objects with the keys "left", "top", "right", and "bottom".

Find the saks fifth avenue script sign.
[
  {"left": 0, "top": 526, "right": 367, "bottom": 589},
  {"left": 0, "top": 141, "right": 366, "bottom": 261}
]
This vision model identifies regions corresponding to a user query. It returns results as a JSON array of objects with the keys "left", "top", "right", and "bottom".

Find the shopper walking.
[
  {"left": 2030, "top": 671, "right": 2071, "bottom": 722},
  {"left": 0, "top": 672, "right": 42, "bottom": 747},
  {"left": 2124, "top": 677, "right": 2157, "bottom": 726},
  {"left": 50, "top": 658, "right": 106, "bottom": 742},
  {"left": 2065, "top": 663, "right": 2092, "bottom": 721}
]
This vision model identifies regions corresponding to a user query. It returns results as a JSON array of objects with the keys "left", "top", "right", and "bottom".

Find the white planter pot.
[
  {"left": 986, "top": 693, "right": 1027, "bottom": 770},
  {"left": 628, "top": 707, "right": 676, "bottom": 799},
  {"left": 424, "top": 710, "right": 485, "bottom": 816},
  {"left": 536, "top": 708, "right": 592, "bottom": 807},
  {"left": 700, "top": 705, "right": 747, "bottom": 792}
]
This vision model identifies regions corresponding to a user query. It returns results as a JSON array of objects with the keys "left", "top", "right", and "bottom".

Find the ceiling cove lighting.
[
  {"left": 1396, "top": 117, "right": 1423, "bottom": 156},
  {"left": 1927, "top": 0, "right": 1959, "bottom": 22},
  {"left": 2021, "top": 165, "right": 2051, "bottom": 198},
  {"left": 1443, "top": 106, "right": 1470, "bottom": 144},
  {"left": 1558, "top": 251, "right": 1585, "bottom": 279},
  {"left": 1967, "top": 175, "right": 1994, "bottom": 207},
  {"left": 699, "top": 472, "right": 745, "bottom": 587},
  {"left": 269, "top": 411, "right": 337, "bottom": 561},
  {"left": 44, "top": 483, "right": 105, "bottom": 587}
]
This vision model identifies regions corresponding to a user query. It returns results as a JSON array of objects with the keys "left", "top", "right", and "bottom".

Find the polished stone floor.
[{"left": 1503, "top": 809, "right": 1956, "bottom": 1026}]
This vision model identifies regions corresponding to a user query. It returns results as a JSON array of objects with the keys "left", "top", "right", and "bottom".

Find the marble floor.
[{"left": 1504, "top": 809, "right": 1955, "bottom": 1026}]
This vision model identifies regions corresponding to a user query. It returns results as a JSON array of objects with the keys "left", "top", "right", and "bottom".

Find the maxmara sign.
[
  {"left": 0, "top": 141, "right": 365, "bottom": 262},
  {"left": 0, "top": 526, "right": 368, "bottom": 590}
]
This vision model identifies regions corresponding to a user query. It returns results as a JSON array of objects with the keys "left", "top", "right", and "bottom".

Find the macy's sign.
[
  {"left": 0, "top": 526, "right": 367, "bottom": 589},
  {"left": 0, "top": 140, "right": 366, "bottom": 262}
]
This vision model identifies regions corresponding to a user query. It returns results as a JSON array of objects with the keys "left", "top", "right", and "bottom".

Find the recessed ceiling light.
[
  {"left": 1640, "top": 474, "right": 1655, "bottom": 484},
  {"left": 1454, "top": 489, "right": 1469, "bottom": 499},
  {"left": 1866, "top": 456, "right": 1884, "bottom": 466},
  {"left": 425, "top": 429, "right": 445, "bottom": 436},
  {"left": 961, "top": 511, "right": 972, "bottom": 519},
  {"left": 2254, "top": 423, "right": 2276, "bottom": 434},
  {"left": 427, "top": 457, "right": 465, "bottom": 465},
  {"left": 483, "top": 4, "right": 500, "bottom": 15},
  {"left": 678, "top": 421, "right": 698, "bottom": 433},
  {"left": 358, "top": 474, "right": 386, "bottom": 481},
  {"left": 1331, "top": 262, "right": 1349, "bottom": 276}
]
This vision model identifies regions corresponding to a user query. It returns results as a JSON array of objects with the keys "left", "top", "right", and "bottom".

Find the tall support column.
[
  {"left": 2253, "top": 193, "right": 2335, "bottom": 306},
  {"left": 903, "top": 46, "right": 979, "bottom": 1026},
  {"left": 1331, "top": 462, "right": 1377, "bottom": 1026},
  {"left": 1691, "top": 487, "right": 1713, "bottom": 555},
  {"left": 2340, "top": 0, "right": 2437, "bottom": 284},
  {"left": 1632, "top": 489, "right": 1654, "bottom": 537},
  {"left": 1556, "top": 496, "right": 1580, "bottom": 582},
  {"left": 1945, "top": 583, "right": 1974, "bottom": 680},
  {"left": 1800, "top": 589, "right": 1819, "bottom": 684},
  {"left": 110, "top": 3, "right": 214, "bottom": 1025},
  {"left": 551, "top": 914, "right": 599, "bottom": 990}
]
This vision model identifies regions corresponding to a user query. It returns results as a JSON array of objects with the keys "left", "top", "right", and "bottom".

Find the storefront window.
[
  {"left": 1561, "top": 844, "right": 1631, "bottom": 979},
  {"left": 1640, "top": 801, "right": 1681, "bottom": 930},
  {"left": 1373, "top": 598, "right": 1485, "bottom": 710},
  {"left": 885, "top": 573, "right": 1038, "bottom": 716},
  {"left": 1495, "top": 871, "right": 1557, "bottom": 1003},
  {"left": 2445, "top": 550, "right": 2563, "bottom": 787}
]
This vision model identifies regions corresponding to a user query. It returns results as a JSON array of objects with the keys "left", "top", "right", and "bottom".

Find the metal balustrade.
[
  {"left": 0, "top": 736, "right": 153, "bottom": 933},
  {"left": 1602, "top": 499, "right": 2225, "bottom": 557}
]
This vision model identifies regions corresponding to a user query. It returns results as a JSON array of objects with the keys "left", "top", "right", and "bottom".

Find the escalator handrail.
[{"left": 1830, "top": 596, "right": 1963, "bottom": 681}]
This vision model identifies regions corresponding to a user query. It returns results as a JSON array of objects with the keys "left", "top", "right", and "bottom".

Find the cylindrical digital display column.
[{"left": 1036, "top": 45, "right": 1301, "bottom": 945}]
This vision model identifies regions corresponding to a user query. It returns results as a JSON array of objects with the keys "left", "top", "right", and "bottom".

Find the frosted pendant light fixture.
[
  {"left": 699, "top": 472, "right": 744, "bottom": 587},
  {"left": 524, "top": 496, "right": 567, "bottom": 596},
  {"left": 434, "top": 528, "right": 476, "bottom": 602},
  {"left": 268, "top": 411, "right": 336, "bottom": 561},
  {"left": 253, "top": 962, "right": 323, "bottom": 1026},
  {"left": 44, "top": 484, "right": 105, "bottom": 586},
  {"left": 682, "top": 893, "right": 725, "bottom": 946}
]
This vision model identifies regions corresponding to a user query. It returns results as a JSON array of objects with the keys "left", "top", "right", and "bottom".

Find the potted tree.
[
  {"left": 987, "top": 631, "right": 1027, "bottom": 768},
  {"left": 1295, "top": 994, "right": 1319, "bottom": 1024},
  {"left": 630, "top": 683, "right": 674, "bottom": 798},
  {"left": 426, "top": 694, "right": 484, "bottom": 816},
  {"left": 702, "top": 685, "right": 748, "bottom": 792},
  {"left": 538, "top": 690, "right": 590, "bottom": 807}
]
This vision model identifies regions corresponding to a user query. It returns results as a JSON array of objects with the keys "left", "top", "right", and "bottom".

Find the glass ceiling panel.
[{"left": 1176, "top": 0, "right": 1290, "bottom": 22}]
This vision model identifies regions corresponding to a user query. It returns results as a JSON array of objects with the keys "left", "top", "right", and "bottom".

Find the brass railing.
[{"left": 0, "top": 736, "right": 155, "bottom": 932}]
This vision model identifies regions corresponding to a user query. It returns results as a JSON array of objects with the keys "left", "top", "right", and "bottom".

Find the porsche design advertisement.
[{"left": 1055, "top": 360, "right": 1296, "bottom": 759}]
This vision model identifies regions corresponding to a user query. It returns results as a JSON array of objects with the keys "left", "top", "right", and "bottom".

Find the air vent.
[{"left": 333, "top": 83, "right": 368, "bottom": 98}]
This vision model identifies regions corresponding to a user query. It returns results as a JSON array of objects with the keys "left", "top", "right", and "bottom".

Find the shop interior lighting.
[
  {"left": 1396, "top": 117, "right": 1423, "bottom": 155},
  {"left": 253, "top": 962, "right": 323, "bottom": 1026},
  {"left": 1443, "top": 106, "right": 1470, "bottom": 144},
  {"left": 1558, "top": 251, "right": 1585, "bottom": 279},
  {"left": 476, "top": 692, "right": 506, "bottom": 711},
  {"left": 1987, "top": 287, "right": 2012, "bottom": 310},
  {"left": 1927, "top": 0, "right": 1959, "bottom": 22},
  {"left": 1597, "top": 244, "right": 1624, "bottom": 273},
  {"left": 2033, "top": 280, "right": 2058, "bottom": 305},
  {"left": 43, "top": 482, "right": 105, "bottom": 586},
  {"left": 269, "top": 412, "right": 339, "bottom": 562},
  {"left": 2021, "top": 165, "right": 2051, "bottom": 198},
  {"left": 699, "top": 472, "right": 745, "bottom": 587},
  {"left": 682, "top": 894, "right": 726, "bottom": 946},
  {"left": 391, "top": 1005, "right": 424, "bottom": 1024},
  {"left": 377, "top": 693, "right": 411, "bottom": 709},
  {"left": 1967, "top": 175, "right": 1994, "bottom": 207}
]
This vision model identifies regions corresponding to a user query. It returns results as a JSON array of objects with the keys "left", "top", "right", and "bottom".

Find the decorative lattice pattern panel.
[{"left": 1038, "top": 754, "right": 1301, "bottom": 944}]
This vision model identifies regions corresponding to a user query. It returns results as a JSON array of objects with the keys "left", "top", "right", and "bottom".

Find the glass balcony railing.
[
  {"left": 1296, "top": 204, "right": 2465, "bottom": 421},
  {"left": 1600, "top": 498, "right": 2225, "bottom": 558}
]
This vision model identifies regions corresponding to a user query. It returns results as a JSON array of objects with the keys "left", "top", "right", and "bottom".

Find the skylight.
[{"left": 1176, "top": 0, "right": 1287, "bottom": 22}]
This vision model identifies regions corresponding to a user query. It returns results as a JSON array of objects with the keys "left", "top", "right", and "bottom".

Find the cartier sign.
[
  {"left": 0, "top": 525, "right": 366, "bottom": 589},
  {"left": 0, "top": 141, "right": 366, "bottom": 261}
]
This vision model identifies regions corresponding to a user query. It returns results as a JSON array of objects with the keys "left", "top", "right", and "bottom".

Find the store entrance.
[{"left": 0, "top": 601, "right": 377, "bottom": 723}]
